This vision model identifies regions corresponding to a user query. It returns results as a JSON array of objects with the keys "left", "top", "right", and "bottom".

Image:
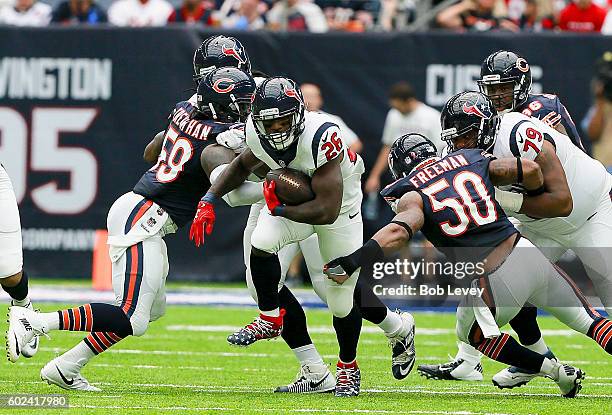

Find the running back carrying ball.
[{"left": 266, "top": 168, "right": 314, "bottom": 205}]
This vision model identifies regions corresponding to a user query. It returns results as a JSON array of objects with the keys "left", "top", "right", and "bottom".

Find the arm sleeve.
[{"left": 210, "top": 164, "right": 264, "bottom": 207}]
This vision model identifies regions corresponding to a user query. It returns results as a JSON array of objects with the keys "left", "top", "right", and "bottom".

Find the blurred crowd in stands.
[{"left": 3, "top": 0, "right": 612, "bottom": 33}]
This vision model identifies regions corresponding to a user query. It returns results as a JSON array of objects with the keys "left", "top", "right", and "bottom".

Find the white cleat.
[
  {"left": 550, "top": 362, "right": 584, "bottom": 398},
  {"left": 492, "top": 349, "right": 556, "bottom": 389},
  {"left": 13, "top": 302, "right": 40, "bottom": 359},
  {"left": 41, "top": 357, "right": 101, "bottom": 392},
  {"left": 388, "top": 311, "right": 416, "bottom": 380},
  {"left": 6, "top": 306, "right": 48, "bottom": 363},
  {"left": 418, "top": 357, "right": 483, "bottom": 381},
  {"left": 274, "top": 362, "right": 335, "bottom": 393}
]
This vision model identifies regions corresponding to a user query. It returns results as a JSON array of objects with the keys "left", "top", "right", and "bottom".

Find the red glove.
[
  {"left": 189, "top": 200, "right": 216, "bottom": 247},
  {"left": 263, "top": 180, "right": 284, "bottom": 216}
]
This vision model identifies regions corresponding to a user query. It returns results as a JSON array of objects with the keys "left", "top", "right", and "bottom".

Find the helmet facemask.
[
  {"left": 442, "top": 116, "right": 496, "bottom": 153},
  {"left": 253, "top": 107, "right": 305, "bottom": 151},
  {"left": 478, "top": 74, "right": 531, "bottom": 112}
]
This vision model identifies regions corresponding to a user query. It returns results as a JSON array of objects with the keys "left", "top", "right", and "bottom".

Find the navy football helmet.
[
  {"left": 193, "top": 36, "right": 251, "bottom": 84},
  {"left": 388, "top": 133, "right": 438, "bottom": 179},
  {"left": 196, "top": 67, "right": 256, "bottom": 123},
  {"left": 252, "top": 77, "right": 305, "bottom": 151},
  {"left": 478, "top": 50, "right": 532, "bottom": 112},
  {"left": 440, "top": 91, "right": 498, "bottom": 152}
]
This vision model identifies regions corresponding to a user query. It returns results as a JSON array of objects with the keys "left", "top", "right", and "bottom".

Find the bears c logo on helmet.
[
  {"left": 516, "top": 58, "right": 529, "bottom": 73},
  {"left": 213, "top": 78, "right": 236, "bottom": 94}
]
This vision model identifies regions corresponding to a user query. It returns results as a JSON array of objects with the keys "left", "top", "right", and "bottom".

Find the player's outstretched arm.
[
  {"left": 143, "top": 130, "right": 165, "bottom": 163},
  {"left": 275, "top": 154, "right": 344, "bottom": 225},
  {"left": 489, "top": 157, "right": 543, "bottom": 189},
  {"left": 324, "top": 191, "right": 424, "bottom": 284},
  {"left": 190, "top": 148, "right": 263, "bottom": 247},
  {"left": 207, "top": 148, "right": 262, "bottom": 198},
  {"left": 201, "top": 145, "right": 264, "bottom": 207}
]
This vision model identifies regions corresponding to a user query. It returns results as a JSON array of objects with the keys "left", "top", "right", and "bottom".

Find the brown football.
[{"left": 266, "top": 168, "right": 315, "bottom": 206}]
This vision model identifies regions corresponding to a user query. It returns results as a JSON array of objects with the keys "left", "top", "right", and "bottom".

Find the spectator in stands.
[
  {"left": 599, "top": 6, "right": 612, "bottom": 33},
  {"left": 51, "top": 0, "right": 107, "bottom": 24},
  {"left": 436, "top": 0, "right": 518, "bottom": 31},
  {"left": 0, "top": 0, "right": 51, "bottom": 25},
  {"left": 513, "top": 0, "right": 554, "bottom": 30},
  {"left": 558, "top": 0, "right": 606, "bottom": 32},
  {"left": 222, "top": 0, "right": 266, "bottom": 29},
  {"left": 267, "top": 0, "right": 328, "bottom": 32},
  {"left": 301, "top": 82, "right": 363, "bottom": 153},
  {"left": 364, "top": 82, "right": 442, "bottom": 194},
  {"left": 583, "top": 52, "right": 612, "bottom": 170},
  {"left": 108, "top": 0, "right": 172, "bottom": 26},
  {"left": 167, "top": 0, "right": 214, "bottom": 24},
  {"left": 317, "top": 0, "right": 378, "bottom": 31},
  {"left": 378, "top": 0, "right": 416, "bottom": 31}
]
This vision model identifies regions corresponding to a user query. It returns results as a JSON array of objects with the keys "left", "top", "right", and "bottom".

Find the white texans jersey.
[
  {"left": 246, "top": 111, "right": 365, "bottom": 213},
  {"left": 494, "top": 112, "right": 612, "bottom": 236}
]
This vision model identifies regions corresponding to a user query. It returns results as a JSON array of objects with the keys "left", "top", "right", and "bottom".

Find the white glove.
[{"left": 216, "top": 125, "right": 246, "bottom": 154}]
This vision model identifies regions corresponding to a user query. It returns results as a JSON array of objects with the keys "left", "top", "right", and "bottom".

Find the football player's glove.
[
  {"left": 216, "top": 125, "right": 246, "bottom": 153},
  {"left": 263, "top": 180, "right": 284, "bottom": 216},
  {"left": 189, "top": 195, "right": 216, "bottom": 247}
]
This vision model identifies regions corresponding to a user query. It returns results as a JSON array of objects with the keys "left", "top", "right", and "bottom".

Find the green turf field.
[{"left": 1, "top": 304, "right": 610, "bottom": 415}]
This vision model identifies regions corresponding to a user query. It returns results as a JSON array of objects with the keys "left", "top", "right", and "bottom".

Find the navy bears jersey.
[
  {"left": 381, "top": 149, "right": 518, "bottom": 262},
  {"left": 133, "top": 101, "right": 240, "bottom": 227},
  {"left": 516, "top": 94, "right": 584, "bottom": 152}
]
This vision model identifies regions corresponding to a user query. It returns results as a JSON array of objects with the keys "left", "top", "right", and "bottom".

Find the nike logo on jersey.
[
  {"left": 348, "top": 212, "right": 359, "bottom": 219},
  {"left": 56, "top": 366, "right": 75, "bottom": 386},
  {"left": 309, "top": 373, "right": 330, "bottom": 389}
]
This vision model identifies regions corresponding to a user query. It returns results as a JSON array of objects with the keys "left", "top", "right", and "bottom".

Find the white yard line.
[{"left": 69, "top": 405, "right": 522, "bottom": 415}]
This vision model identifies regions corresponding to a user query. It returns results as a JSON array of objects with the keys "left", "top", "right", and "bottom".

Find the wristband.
[
  {"left": 201, "top": 192, "right": 218, "bottom": 204},
  {"left": 516, "top": 157, "right": 523, "bottom": 184},
  {"left": 495, "top": 189, "right": 524, "bottom": 213},
  {"left": 273, "top": 205, "right": 285, "bottom": 217},
  {"left": 526, "top": 185, "right": 546, "bottom": 196},
  {"left": 391, "top": 220, "right": 414, "bottom": 241}
]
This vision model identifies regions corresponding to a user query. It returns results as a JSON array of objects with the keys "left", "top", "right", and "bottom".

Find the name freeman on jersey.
[
  {"left": 408, "top": 154, "right": 470, "bottom": 188},
  {"left": 171, "top": 107, "right": 213, "bottom": 141}
]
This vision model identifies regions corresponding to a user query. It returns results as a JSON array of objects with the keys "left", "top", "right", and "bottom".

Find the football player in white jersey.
[
  {"left": 191, "top": 40, "right": 414, "bottom": 393},
  {"left": 190, "top": 77, "right": 416, "bottom": 397},
  {"left": 0, "top": 164, "right": 38, "bottom": 359},
  {"left": 427, "top": 91, "right": 612, "bottom": 389}
]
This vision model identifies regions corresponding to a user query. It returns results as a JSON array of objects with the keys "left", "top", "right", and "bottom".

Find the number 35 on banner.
[{"left": 0, "top": 107, "right": 98, "bottom": 214}]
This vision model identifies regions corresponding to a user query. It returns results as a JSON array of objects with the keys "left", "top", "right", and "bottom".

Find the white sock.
[
  {"left": 379, "top": 309, "right": 403, "bottom": 337},
  {"left": 40, "top": 312, "right": 60, "bottom": 331},
  {"left": 525, "top": 337, "right": 549, "bottom": 354},
  {"left": 61, "top": 340, "right": 96, "bottom": 370},
  {"left": 260, "top": 308, "right": 280, "bottom": 318},
  {"left": 293, "top": 344, "right": 324, "bottom": 366},
  {"left": 539, "top": 357, "right": 558, "bottom": 378},
  {"left": 455, "top": 341, "right": 483, "bottom": 366},
  {"left": 11, "top": 296, "right": 31, "bottom": 308}
]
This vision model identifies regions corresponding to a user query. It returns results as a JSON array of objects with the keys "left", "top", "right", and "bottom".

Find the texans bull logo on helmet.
[
  {"left": 284, "top": 87, "right": 302, "bottom": 103},
  {"left": 222, "top": 45, "right": 247, "bottom": 65},
  {"left": 212, "top": 78, "right": 236, "bottom": 94},
  {"left": 462, "top": 101, "right": 492, "bottom": 119}
]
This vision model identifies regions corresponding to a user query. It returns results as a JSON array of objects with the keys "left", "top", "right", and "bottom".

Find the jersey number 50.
[
  {"left": 154, "top": 126, "right": 194, "bottom": 183},
  {"left": 421, "top": 171, "right": 498, "bottom": 237}
]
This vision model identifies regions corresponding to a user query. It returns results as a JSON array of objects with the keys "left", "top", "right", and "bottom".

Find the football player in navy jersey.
[
  {"left": 6, "top": 67, "right": 257, "bottom": 391},
  {"left": 477, "top": 50, "right": 585, "bottom": 152},
  {"left": 325, "top": 134, "right": 612, "bottom": 398}
]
